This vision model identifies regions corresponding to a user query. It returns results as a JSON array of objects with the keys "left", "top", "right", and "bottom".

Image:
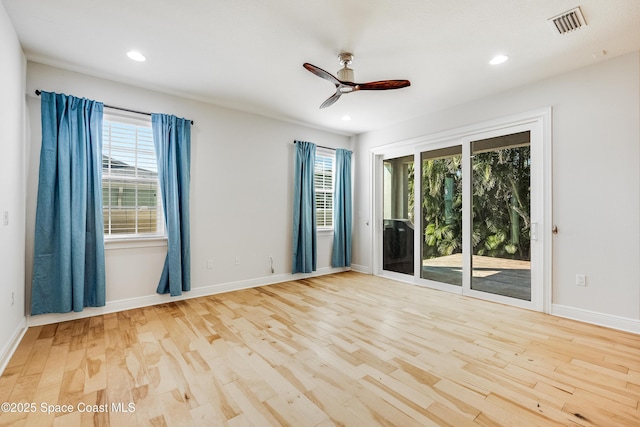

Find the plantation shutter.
[{"left": 314, "top": 154, "right": 334, "bottom": 228}]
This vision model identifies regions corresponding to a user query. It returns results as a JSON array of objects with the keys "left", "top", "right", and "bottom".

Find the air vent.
[{"left": 548, "top": 7, "right": 587, "bottom": 35}]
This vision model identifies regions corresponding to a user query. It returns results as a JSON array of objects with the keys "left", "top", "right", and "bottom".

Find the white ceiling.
[{"left": 4, "top": 0, "right": 640, "bottom": 135}]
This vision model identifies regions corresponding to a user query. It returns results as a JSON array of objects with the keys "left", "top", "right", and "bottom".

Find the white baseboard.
[
  {"left": 350, "top": 263, "right": 371, "bottom": 274},
  {"left": 27, "top": 267, "right": 350, "bottom": 327},
  {"left": 551, "top": 304, "right": 640, "bottom": 334},
  {"left": 0, "top": 318, "right": 28, "bottom": 376}
]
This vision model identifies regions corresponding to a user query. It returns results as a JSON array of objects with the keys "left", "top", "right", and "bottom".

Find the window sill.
[
  {"left": 105, "top": 236, "right": 168, "bottom": 250},
  {"left": 317, "top": 228, "right": 334, "bottom": 236}
]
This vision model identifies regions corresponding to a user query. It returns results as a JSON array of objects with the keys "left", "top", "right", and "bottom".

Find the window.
[
  {"left": 315, "top": 151, "right": 334, "bottom": 229},
  {"left": 102, "top": 115, "right": 164, "bottom": 238}
]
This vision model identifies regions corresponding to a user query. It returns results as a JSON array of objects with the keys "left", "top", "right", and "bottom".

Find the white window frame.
[
  {"left": 315, "top": 148, "right": 335, "bottom": 232},
  {"left": 102, "top": 111, "right": 165, "bottom": 242}
]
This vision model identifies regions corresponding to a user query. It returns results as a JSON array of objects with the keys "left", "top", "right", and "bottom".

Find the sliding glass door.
[
  {"left": 470, "top": 132, "right": 531, "bottom": 301},
  {"left": 375, "top": 114, "right": 548, "bottom": 311}
]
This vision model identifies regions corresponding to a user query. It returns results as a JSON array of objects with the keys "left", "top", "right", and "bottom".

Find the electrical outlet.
[
  {"left": 207, "top": 260, "right": 213, "bottom": 269},
  {"left": 11, "top": 291, "right": 14, "bottom": 307},
  {"left": 235, "top": 256, "right": 240, "bottom": 265},
  {"left": 576, "top": 274, "right": 586, "bottom": 286},
  {"left": 3, "top": 211, "right": 8, "bottom": 226}
]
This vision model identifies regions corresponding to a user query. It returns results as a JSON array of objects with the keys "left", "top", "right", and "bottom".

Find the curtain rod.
[
  {"left": 35, "top": 90, "right": 194, "bottom": 125},
  {"left": 293, "top": 140, "right": 336, "bottom": 151}
]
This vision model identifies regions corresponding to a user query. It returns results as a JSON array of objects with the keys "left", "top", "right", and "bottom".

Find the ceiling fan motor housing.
[
  {"left": 338, "top": 66, "right": 354, "bottom": 82},
  {"left": 338, "top": 52, "right": 355, "bottom": 82}
]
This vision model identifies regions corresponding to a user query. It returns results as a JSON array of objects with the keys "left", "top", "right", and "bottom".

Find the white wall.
[
  {"left": 353, "top": 52, "right": 640, "bottom": 331},
  {"left": 0, "top": 2, "right": 27, "bottom": 371},
  {"left": 25, "top": 62, "right": 351, "bottom": 325}
]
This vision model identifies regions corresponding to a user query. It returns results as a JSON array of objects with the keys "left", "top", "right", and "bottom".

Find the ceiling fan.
[{"left": 303, "top": 52, "right": 411, "bottom": 109}]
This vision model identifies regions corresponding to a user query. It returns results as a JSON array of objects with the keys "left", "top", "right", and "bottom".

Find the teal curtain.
[
  {"left": 292, "top": 141, "right": 317, "bottom": 273},
  {"left": 332, "top": 148, "right": 353, "bottom": 267},
  {"left": 152, "top": 114, "right": 191, "bottom": 296},
  {"left": 31, "top": 91, "right": 106, "bottom": 315}
]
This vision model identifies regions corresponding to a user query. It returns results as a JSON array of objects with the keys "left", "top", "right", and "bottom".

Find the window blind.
[{"left": 102, "top": 119, "right": 163, "bottom": 237}]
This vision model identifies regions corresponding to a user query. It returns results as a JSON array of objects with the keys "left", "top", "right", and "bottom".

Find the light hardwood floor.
[{"left": 1, "top": 272, "right": 639, "bottom": 426}]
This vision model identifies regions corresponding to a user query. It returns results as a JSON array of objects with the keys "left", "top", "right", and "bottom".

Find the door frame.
[{"left": 371, "top": 108, "right": 552, "bottom": 313}]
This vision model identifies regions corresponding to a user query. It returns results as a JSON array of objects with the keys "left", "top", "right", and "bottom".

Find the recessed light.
[
  {"left": 489, "top": 54, "right": 509, "bottom": 65},
  {"left": 127, "top": 50, "right": 146, "bottom": 62},
  {"left": 341, "top": 115, "right": 352, "bottom": 121}
]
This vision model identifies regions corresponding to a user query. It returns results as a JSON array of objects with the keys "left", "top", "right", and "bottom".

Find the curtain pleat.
[
  {"left": 332, "top": 148, "right": 353, "bottom": 267},
  {"left": 31, "top": 91, "right": 106, "bottom": 315},
  {"left": 292, "top": 141, "right": 317, "bottom": 273},
  {"left": 152, "top": 114, "right": 191, "bottom": 296}
]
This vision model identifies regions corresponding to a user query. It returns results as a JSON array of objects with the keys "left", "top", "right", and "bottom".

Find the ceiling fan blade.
[
  {"left": 320, "top": 92, "right": 341, "bottom": 109},
  {"left": 357, "top": 80, "right": 411, "bottom": 90},
  {"left": 304, "top": 60, "right": 410, "bottom": 108},
  {"left": 303, "top": 63, "right": 341, "bottom": 86}
]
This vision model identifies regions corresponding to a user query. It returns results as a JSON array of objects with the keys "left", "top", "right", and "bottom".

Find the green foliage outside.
[{"left": 409, "top": 146, "right": 531, "bottom": 261}]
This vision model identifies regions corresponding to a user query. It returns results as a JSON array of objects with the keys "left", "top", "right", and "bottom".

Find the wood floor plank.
[
  {"left": 21, "top": 336, "right": 53, "bottom": 377},
  {"left": 2, "top": 272, "right": 640, "bottom": 426},
  {"left": 6, "top": 326, "right": 41, "bottom": 370},
  {"left": 130, "top": 384, "right": 163, "bottom": 427},
  {"left": 223, "top": 379, "right": 280, "bottom": 426},
  {"left": 304, "top": 385, "right": 364, "bottom": 426},
  {"left": 156, "top": 389, "right": 194, "bottom": 427},
  {"left": 425, "top": 401, "right": 479, "bottom": 427},
  {"left": 0, "top": 365, "right": 21, "bottom": 403}
]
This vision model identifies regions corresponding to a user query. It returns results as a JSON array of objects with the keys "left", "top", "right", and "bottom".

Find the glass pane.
[
  {"left": 471, "top": 131, "right": 531, "bottom": 300},
  {"left": 383, "top": 155, "right": 414, "bottom": 275},
  {"left": 420, "top": 146, "right": 463, "bottom": 285}
]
